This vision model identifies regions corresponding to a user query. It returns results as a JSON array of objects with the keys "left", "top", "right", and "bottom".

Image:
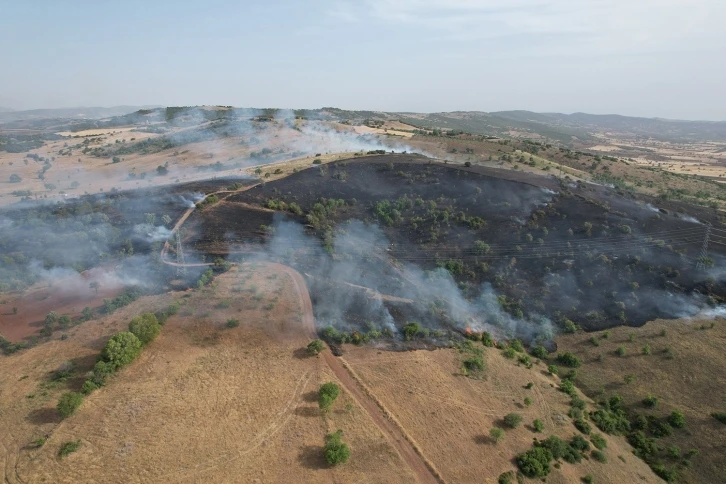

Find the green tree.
[
  {"left": 323, "top": 430, "right": 350, "bottom": 466},
  {"left": 533, "top": 419, "right": 544, "bottom": 433},
  {"left": 504, "top": 413, "right": 523, "bottom": 429},
  {"left": 517, "top": 447, "right": 553, "bottom": 478},
  {"left": 101, "top": 332, "right": 142, "bottom": 369},
  {"left": 490, "top": 426, "right": 505, "bottom": 444},
  {"left": 318, "top": 382, "right": 340, "bottom": 412},
  {"left": 128, "top": 313, "right": 161, "bottom": 345},
  {"left": 57, "top": 392, "right": 83, "bottom": 418},
  {"left": 306, "top": 339, "right": 324, "bottom": 356},
  {"left": 669, "top": 410, "right": 686, "bottom": 429},
  {"left": 402, "top": 322, "right": 421, "bottom": 341}
]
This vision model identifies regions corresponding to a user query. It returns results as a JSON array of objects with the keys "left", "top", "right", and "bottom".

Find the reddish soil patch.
[{"left": 0, "top": 267, "right": 124, "bottom": 341}]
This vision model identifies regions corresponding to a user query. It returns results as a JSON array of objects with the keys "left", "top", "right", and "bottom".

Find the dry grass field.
[
  {"left": 557, "top": 318, "right": 726, "bottom": 484},
  {"left": 1, "top": 264, "right": 414, "bottom": 483},
  {"left": 344, "top": 345, "right": 659, "bottom": 484}
]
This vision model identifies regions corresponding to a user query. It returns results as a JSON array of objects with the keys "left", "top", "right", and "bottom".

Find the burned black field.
[{"left": 186, "top": 155, "right": 726, "bottom": 339}]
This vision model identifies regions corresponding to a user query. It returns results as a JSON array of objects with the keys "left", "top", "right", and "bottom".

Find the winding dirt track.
[
  {"left": 276, "top": 263, "right": 441, "bottom": 484},
  {"left": 160, "top": 182, "right": 442, "bottom": 483}
]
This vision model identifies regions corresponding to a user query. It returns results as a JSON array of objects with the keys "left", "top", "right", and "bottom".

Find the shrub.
[
  {"left": 517, "top": 446, "right": 553, "bottom": 478},
  {"left": 533, "top": 419, "right": 544, "bottom": 433},
  {"left": 402, "top": 322, "right": 421, "bottom": 340},
  {"left": 591, "top": 450, "right": 607, "bottom": 463},
  {"left": 306, "top": 339, "right": 324, "bottom": 355},
  {"left": 481, "top": 331, "right": 495, "bottom": 347},
  {"left": 643, "top": 395, "right": 658, "bottom": 408},
  {"left": 318, "top": 382, "right": 340, "bottom": 412},
  {"left": 504, "top": 413, "right": 523, "bottom": 429},
  {"left": 531, "top": 345, "right": 548, "bottom": 359},
  {"left": 524, "top": 397, "right": 533, "bottom": 407},
  {"left": 539, "top": 435, "right": 581, "bottom": 464},
  {"left": 547, "top": 364, "right": 559, "bottom": 375},
  {"left": 490, "top": 426, "right": 505, "bottom": 444},
  {"left": 574, "top": 418, "right": 592, "bottom": 435},
  {"left": 582, "top": 475, "right": 594, "bottom": 484},
  {"left": 81, "top": 380, "right": 99, "bottom": 395},
  {"left": 226, "top": 318, "right": 240, "bottom": 328},
  {"left": 57, "top": 392, "right": 83, "bottom": 418},
  {"left": 509, "top": 339, "right": 524, "bottom": 352},
  {"left": 668, "top": 410, "right": 686, "bottom": 429},
  {"left": 711, "top": 412, "right": 726, "bottom": 424},
  {"left": 570, "top": 435, "right": 590, "bottom": 453},
  {"left": 101, "top": 332, "right": 142, "bottom": 370},
  {"left": 642, "top": 345, "right": 651, "bottom": 355},
  {"left": 323, "top": 430, "right": 350, "bottom": 466},
  {"left": 463, "top": 355, "right": 485, "bottom": 372},
  {"left": 615, "top": 346, "right": 626, "bottom": 357},
  {"left": 590, "top": 409, "right": 630, "bottom": 435},
  {"left": 58, "top": 440, "right": 81, "bottom": 458},
  {"left": 590, "top": 433, "right": 607, "bottom": 450},
  {"left": 502, "top": 347, "right": 516, "bottom": 359},
  {"left": 128, "top": 313, "right": 161, "bottom": 345},
  {"left": 556, "top": 352, "right": 581, "bottom": 368}
]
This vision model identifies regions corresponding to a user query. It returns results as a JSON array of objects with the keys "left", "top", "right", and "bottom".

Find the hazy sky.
[{"left": 1, "top": 0, "right": 724, "bottom": 120}]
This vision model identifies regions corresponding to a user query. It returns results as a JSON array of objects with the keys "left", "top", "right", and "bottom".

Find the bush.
[
  {"left": 306, "top": 339, "right": 324, "bottom": 355},
  {"left": 481, "top": 331, "right": 495, "bottom": 347},
  {"left": 58, "top": 440, "right": 81, "bottom": 458},
  {"left": 539, "top": 435, "right": 581, "bottom": 463},
  {"left": 318, "top": 382, "right": 340, "bottom": 411},
  {"left": 323, "top": 430, "right": 350, "bottom": 466},
  {"left": 582, "top": 475, "right": 594, "bottom": 484},
  {"left": 402, "top": 322, "right": 421, "bottom": 340},
  {"left": 524, "top": 397, "right": 533, "bottom": 407},
  {"left": 591, "top": 450, "right": 607, "bottom": 463},
  {"left": 547, "top": 364, "right": 559, "bottom": 375},
  {"left": 642, "top": 394, "right": 658, "bottom": 408},
  {"left": 504, "top": 413, "right": 523, "bottom": 429},
  {"left": 509, "top": 339, "right": 524, "bottom": 352},
  {"left": 570, "top": 435, "right": 590, "bottom": 453},
  {"left": 57, "top": 392, "right": 83, "bottom": 418},
  {"left": 531, "top": 345, "right": 549, "bottom": 359},
  {"left": 615, "top": 346, "right": 626, "bottom": 357},
  {"left": 490, "top": 426, "right": 505, "bottom": 444},
  {"left": 81, "top": 380, "right": 99, "bottom": 395},
  {"left": 226, "top": 318, "right": 240, "bottom": 328},
  {"left": 574, "top": 418, "right": 592, "bottom": 435},
  {"left": 556, "top": 352, "right": 581, "bottom": 368},
  {"left": 590, "top": 433, "right": 607, "bottom": 450},
  {"left": 669, "top": 410, "right": 686, "bottom": 429},
  {"left": 101, "top": 332, "right": 142, "bottom": 370},
  {"left": 128, "top": 313, "right": 161, "bottom": 345},
  {"left": 517, "top": 446, "right": 553, "bottom": 478},
  {"left": 711, "top": 412, "right": 726, "bottom": 424},
  {"left": 533, "top": 419, "right": 544, "bottom": 433},
  {"left": 590, "top": 409, "right": 630, "bottom": 435},
  {"left": 9, "top": 174, "right": 22, "bottom": 183}
]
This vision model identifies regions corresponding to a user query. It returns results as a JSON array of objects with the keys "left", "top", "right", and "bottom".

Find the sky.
[{"left": 1, "top": 0, "right": 724, "bottom": 120}]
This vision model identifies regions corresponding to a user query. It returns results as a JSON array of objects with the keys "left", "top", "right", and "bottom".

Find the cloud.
[{"left": 353, "top": 0, "right": 725, "bottom": 54}]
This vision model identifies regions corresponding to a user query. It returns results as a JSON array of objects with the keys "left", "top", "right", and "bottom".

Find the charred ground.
[{"left": 187, "top": 154, "right": 726, "bottom": 338}]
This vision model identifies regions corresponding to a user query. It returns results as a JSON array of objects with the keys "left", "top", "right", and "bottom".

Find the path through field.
[{"left": 160, "top": 184, "right": 442, "bottom": 483}]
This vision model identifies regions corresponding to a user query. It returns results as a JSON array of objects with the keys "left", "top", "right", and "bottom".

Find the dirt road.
[
  {"left": 160, "top": 183, "right": 442, "bottom": 483},
  {"left": 276, "top": 263, "right": 442, "bottom": 484}
]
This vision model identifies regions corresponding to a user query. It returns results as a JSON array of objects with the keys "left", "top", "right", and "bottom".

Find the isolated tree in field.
[
  {"left": 12, "top": 306, "right": 17, "bottom": 315},
  {"left": 57, "top": 392, "right": 83, "bottom": 418},
  {"left": 490, "top": 426, "right": 505, "bottom": 444},
  {"left": 504, "top": 413, "right": 523, "bottom": 429},
  {"left": 323, "top": 430, "right": 350, "bottom": 466},
  {"left": 101, "top": 332, "right": 142, "bottom": 369},
  {"left": 318, "top": 382, "right": 340, "bottom": 412},
  {"left": 306, "top": 339, "right": 324, "bottom": 356},
  {"left": 89, "top": 281, "right": 99, "bottom": 294},
  {"left": 128, "top": 313, "right": 161, "bottom": 345}
]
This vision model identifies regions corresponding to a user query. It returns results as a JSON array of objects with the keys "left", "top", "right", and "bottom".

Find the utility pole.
[
  {"left": 176, "top": 229, "right": 186, "bottom": 276},
  {"left": 696, "top": 223, "right": 712, "bottom": 270}
]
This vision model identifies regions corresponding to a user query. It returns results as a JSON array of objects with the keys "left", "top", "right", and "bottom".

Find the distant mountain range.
[{"left": 0, "top": 105, "right": 160, "bottom": 122}]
